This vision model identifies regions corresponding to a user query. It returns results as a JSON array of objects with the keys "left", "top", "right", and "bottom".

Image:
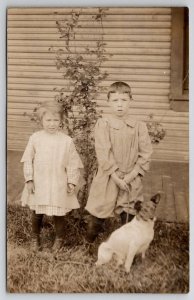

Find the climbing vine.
[{"left": 49, "top": 8, "right": 109, "bottom": 206}]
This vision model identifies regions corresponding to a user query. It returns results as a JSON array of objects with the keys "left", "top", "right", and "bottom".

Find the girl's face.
[
  {"left": 108, "top": 92, "right": 131, "bottom": 118},
  {"left": 42, "top": 111, "right": 61, "bottom": 134}
]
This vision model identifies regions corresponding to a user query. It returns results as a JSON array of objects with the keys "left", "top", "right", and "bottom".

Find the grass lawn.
[{"left": 7, "top": 204, "right": 189, "bottom": 293}]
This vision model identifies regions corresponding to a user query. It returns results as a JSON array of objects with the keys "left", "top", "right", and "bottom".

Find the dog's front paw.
[
  {"left": 124, "top": 261, "right": 132, "bottom": 273},
  {"left": 95, "top": 260, "right": 102, "bottom": 267},
  {"left": 124, "top": 266, "right": 131, "bottom": 273}
]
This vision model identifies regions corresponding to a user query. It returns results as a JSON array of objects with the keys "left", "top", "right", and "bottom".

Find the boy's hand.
[
  {"left": 111, "top": 172, "right": 129, "bottom": 192},
  {"left": 26, "top": 180, "right": 35, "bottom": 194},
  {"left": 67, "top": 183, "right": 75, "bottom": 194},
  {"left": 115, "top": 169, "right": 125, "bottom": 179},
  {"left": 117, "top": 178, "right": 129, "bottom": 191},
  {"left": 124, "top": 170, "right": 139, "bottom": 184}
]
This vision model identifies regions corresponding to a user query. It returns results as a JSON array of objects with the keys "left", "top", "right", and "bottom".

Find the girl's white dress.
[{"left": 20, "top": 130, "right": 83, "bottom": 216}]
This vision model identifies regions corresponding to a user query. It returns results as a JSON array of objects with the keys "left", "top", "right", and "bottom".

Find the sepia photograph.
[{"left": 6, "top": 6, "right": 189, "bottom": 293}]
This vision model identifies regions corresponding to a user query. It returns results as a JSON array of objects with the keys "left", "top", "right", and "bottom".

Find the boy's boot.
[
  {"left": 120, "top": 211, "right": 134, "bottom": 225},
  {"left": 31, "top": 233, "right": 41, "bottom": 252},
  {"left": 85, "top": 215, "right": 104, "bottom": 243}
]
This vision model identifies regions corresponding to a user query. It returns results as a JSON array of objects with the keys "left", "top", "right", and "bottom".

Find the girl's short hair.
[
  {"left": 107, "top": 81, "right": 133, "bottom": 100},
  {"left": 36, "top": 100, "right": 64, "bottom": 121}
]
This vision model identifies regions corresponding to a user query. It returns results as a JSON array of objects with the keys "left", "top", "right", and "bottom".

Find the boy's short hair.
[
  {"left": 107, "top": 81, "right": 133, "bottom": 100},
  {"left": 36, "top": 100, "right": 64, "bottom": 121}
]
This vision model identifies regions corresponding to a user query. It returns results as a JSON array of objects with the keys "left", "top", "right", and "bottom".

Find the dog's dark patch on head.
[
  {"left": 134, "top": 201, "right": 142, "bottom": 212},
  {"left": 136, "top": 193, "right": 161, "bottom": 221},
  {"left": 150, "top": 193, "right": 161, "bottom": 205}
]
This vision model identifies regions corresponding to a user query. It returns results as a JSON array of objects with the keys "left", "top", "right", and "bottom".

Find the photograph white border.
[{"left": 1, "top": 0, "right": 193, "bottom": 299}]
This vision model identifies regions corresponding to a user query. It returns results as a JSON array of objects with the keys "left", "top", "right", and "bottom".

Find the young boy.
[{"left": 85, "top": 81, "right": 153, "bottom": 242}]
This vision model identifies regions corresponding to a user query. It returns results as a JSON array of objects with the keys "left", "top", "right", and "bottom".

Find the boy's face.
[
  {"left": 42, "top": 111, "right": 61, "bottom": 134},
  {"left": 108, "top": 92, "right": 131, "bottom": 117}
]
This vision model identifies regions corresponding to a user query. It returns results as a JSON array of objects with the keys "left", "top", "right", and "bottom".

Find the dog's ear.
[
  {"left": 150, "top": 193, "right": 161, "bottom": 204},
  {"left": 134, "top": 200, "right": 142, "bottom": 212}
]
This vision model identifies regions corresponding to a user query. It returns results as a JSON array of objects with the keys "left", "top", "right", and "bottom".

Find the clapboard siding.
[
  {"left": 8, "top": 46, "right": 171, "bottom": 55},
  {"left": 8, "top": 72, "right": 170, "bottom": 83},
  {"left": 8, "top": 22, "right": 171, "bottom": 29},
  {"left": 9, "top": 35, "right": 171, "bottom": 43},
  {"left": 7, "top": 8, "right": 172, "bottom": 14},
  {"left": 8, "top": 80, "right": 170, "bottom": 89},
  {"left": 7, "top": 7, "right": 189, "bottom": 162},
  {"left": 8, "top": 53, "right": 171, "bottom": 62}
]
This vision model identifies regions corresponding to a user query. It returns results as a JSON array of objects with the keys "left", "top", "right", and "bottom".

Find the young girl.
[
  {"left": 85, "top": 81, "right": 153, "bottom": 242},
  {"left": 21, "top": 101, "right": 83, "bottom": 252}
]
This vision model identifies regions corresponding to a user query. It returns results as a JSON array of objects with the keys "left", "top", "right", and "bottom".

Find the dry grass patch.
[{"left": 7, "top": 205, "right": 189, "bottom": 293}]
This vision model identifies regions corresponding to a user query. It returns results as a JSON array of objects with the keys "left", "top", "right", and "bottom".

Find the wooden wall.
[{"left": 7, "top": 7, "right": 189, "bottom": 162}]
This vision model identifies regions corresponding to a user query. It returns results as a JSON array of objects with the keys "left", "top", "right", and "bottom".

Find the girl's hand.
[
  {"left": 67, "top": 183, "right": 75, "bottom": 194},
  {"left": 26, "top": 180, "right": 35, "bottom": 194}
]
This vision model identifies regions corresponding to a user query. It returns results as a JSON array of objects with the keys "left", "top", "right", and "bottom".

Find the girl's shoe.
[
  {"left": 52, "top": 238, "right": 63, "bottom": 253},
  {"left": 31, "top": 235, "right": 42, "bottom": 252}
]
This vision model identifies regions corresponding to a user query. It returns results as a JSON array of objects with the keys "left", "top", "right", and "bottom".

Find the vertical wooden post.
[{"left": 170, "top": 8, "right": 184, "bottom": 97}]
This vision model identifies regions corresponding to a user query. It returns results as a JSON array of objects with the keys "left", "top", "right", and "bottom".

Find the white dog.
[{"left": 96, "top": 193, "right": 161, "bottom": 273}]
